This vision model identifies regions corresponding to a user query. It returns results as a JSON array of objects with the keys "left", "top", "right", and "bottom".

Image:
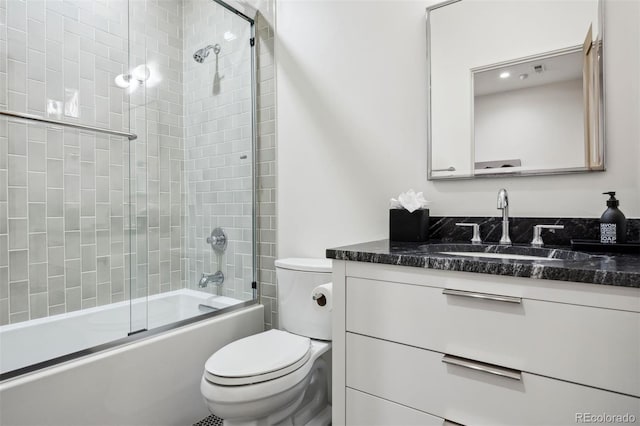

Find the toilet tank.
[{"left": 275, "top": 258, "right": 332, "bottom": 341}]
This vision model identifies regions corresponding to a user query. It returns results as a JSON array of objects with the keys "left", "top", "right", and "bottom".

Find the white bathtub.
[
  {"left": 0, "top": 289, "right": 243, "bottom": 375},
  {"left": 0, "top": 297, "right": 263, "bottom": 426}
]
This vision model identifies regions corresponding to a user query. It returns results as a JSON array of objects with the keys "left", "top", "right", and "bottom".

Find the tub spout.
[{"left": 199, "top": 271, "right": 224, "bottom": 288}]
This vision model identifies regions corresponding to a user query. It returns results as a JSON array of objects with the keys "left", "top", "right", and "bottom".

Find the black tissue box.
[{"left": 389, "top": 208, "right": 430, "bottom": 242}]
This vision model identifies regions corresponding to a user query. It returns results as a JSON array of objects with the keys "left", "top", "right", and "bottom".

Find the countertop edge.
[{"left": 326, "top": 245, "right": 640, "bottom": 289}]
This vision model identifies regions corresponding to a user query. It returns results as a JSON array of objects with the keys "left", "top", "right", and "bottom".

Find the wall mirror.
[{"left": 426, "top": 0, "right": 604, "bottom": 180}]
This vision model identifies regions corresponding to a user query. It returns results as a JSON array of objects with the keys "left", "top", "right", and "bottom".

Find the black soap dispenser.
[{"left": 600, "top": 192, "right": 627, "bottom": 244}]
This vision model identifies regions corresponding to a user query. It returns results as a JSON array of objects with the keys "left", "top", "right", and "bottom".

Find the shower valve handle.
[{"left": 207, "top": 228, "right": 228, "bottom": 253}]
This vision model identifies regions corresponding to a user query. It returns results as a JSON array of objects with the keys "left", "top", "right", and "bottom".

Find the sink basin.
[
  {"left": 442, "top": 251, "right": 562, "bottom": 261},
  {"left": 421, "top": 244, "right": 594, "bottom": 262}
]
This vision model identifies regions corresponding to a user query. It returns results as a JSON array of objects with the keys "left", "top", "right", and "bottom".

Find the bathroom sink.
[
  {"left": 423, "top": 244, "right": 594, "bottom": 262},
  {"left": 441, "top": 251, "right": 563, "bottom": 261}
]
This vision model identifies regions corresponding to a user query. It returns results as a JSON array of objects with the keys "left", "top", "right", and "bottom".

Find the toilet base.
[{"left": 220, "top": 358, "right": 330, "bottom": 426}]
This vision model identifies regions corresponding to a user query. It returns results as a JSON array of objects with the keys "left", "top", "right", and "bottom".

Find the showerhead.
[{"left": 193, "top": 44, "right": 221, "bottom": 63}]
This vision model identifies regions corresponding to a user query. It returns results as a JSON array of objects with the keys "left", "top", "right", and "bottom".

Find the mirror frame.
[{"left": 425, "top": 0, "right": 606, "bottom": 181}]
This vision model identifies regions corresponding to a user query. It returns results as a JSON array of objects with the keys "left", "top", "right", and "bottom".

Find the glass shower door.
[
  {"left": 181, "top": 0, "right": 257, "bottom": 314},
  {"left": 0, "top": 0, "right": 145, "bottom": 376}
]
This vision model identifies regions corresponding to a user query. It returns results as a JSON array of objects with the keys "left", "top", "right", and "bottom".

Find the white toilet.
[{"left": 200, "top": 258, "right": 333, "bottom": 426}]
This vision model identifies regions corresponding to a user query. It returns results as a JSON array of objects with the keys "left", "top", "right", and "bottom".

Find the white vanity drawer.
[
  {"left": 346, "top": 277, "right": 640, "bottom": 397},
  {"left": 346, "top": 388, "right": 444, "bottom": 426},
  {"left": 346, "top": 333, "right": 640, "bottom": 426}
]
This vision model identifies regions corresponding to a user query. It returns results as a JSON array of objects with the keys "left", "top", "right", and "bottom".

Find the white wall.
[
  {"left": 275, "top": 0, "right": 640, "bottom": 258},
  {"left": 474, "top": 78, "right": 585, "bottom": 171}
]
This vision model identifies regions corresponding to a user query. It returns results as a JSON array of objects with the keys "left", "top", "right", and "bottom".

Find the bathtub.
[
  {"left": 0, "top": 289, "right": 243, "bottom": 375},
  {"left": 0, "top": 293, "right": 263, "bottom": 426}
]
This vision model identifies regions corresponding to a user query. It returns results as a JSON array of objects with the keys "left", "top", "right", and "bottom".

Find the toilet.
[{"left": 200, "top": 258, "right": 333, "bottom": 426}]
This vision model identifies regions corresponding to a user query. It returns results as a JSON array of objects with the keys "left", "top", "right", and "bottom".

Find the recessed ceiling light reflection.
[
  {"left": 499, "top": 71, "right": 511, "bottom": 79},
  {"left": 114, "top": 65, "right": 151, "bottom": 91},
  {"left": 224, "top": 31, "right": 237, "bottom": 41}
]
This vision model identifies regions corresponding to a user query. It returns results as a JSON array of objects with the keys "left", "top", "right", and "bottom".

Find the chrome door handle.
[
  {"left": 442, "top": 288, "right": 521, "bottom": 304},
  {"left": 442, "top": 354, "right": 522, "bottom": 381}
]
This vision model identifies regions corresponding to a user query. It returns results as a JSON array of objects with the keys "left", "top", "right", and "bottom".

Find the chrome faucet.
[
  {"left": 199, "top": 271, "right": 224, "bottom": 288},
  {"left": 497, "top": 188, "right": 511, "bottom": 245}
]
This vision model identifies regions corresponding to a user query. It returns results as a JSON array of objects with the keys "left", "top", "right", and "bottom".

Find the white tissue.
[
  {"left": 311, "top": 283, "right": 333, "bottom": 312},
  {"left": 390, "top": 189, "right": 430, "bottom": 213}
]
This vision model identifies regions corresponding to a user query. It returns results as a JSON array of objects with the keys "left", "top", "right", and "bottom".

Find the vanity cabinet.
[{"left": 332, "top": 261, "right": 640, "bottom": 426}]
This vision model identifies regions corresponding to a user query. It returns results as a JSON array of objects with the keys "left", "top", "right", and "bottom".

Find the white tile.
[
  {"left": 63, "top": 59, "right": 79, "bottom": 91},
  {"left": 28, "top": 142, "right": 46, "bottom": 172},
  {"left": 7, "top": 91, "right": 26, "bottom": 112},
  {"left": 27, "top": 172, "right": 46, "bottom": 202},
  {"left": 28, "top": 233, "right": 47, "bottom": 263},
  {"left": 8, "top": 155, "right": 27, "bottom": 186},
  {"left": 27, "top": 79, "right": 45, "bottom": 113},
  {"left": 8, "top": 188, "right": 27, "bottom": 218},
  {"left": 9, "top": 250, "right": 28, "bottom": 281},
  {"left": 47, "top": 188, "right": 63, "bottom": 217},
  {"left": 46, "top": 128, "right": 63, "bottom": 159},
  {"left": 27, "top": 18, "right": 45, "bottom": 52},
  {"left": 79, "top": 51, "right": 94, "bottom": 80},
  {"left": 27, "top": 0, "right": 46, "bottom": 23},
  {"left": 45, "top": 40, "right": 63, "bottom": 72},
  {"left": 7, "top": 60, "right": 26, "bottom": 93},
  {"left": 8, "top": 218, "right": 28, "bottom": 250},
  {"left": 63, "top": 31, "right": 79, "bottom": 62},
  {"left": 63, "top": 175, "right": 79, "bottom": 203},
  {"left": 47, "top": 218, "right": 64, "bottom": 247},
  {"left": 27, "top": 49, "right": 45, "bottom": 82},
  {"left": 28, "top": 202, "right": 46, "bottom": 232},
  {"left": 7, "top": 0, "right": 26, "bottom": 31},
  {"left": 8, "top": 122, "right": 27, "bottom": 155}
]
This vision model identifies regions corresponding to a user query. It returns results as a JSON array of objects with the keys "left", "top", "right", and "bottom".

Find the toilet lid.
[
  {"left": 274, "top": 258, "right": 332, "bottom": 273},
  {"left": 204, "top": 329, "right": 311, "bottom": 385}
]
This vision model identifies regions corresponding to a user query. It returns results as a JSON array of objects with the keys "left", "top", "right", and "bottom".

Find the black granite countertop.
[{"left": 326, "top": 240, "right": 640, "bottom": 288}]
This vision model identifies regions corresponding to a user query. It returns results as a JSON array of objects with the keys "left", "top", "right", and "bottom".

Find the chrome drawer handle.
[
  {"left": 442, "top": 354, "right": 522, "bottom": 381},
  {"left": 442, "top": 288, "right": 521, "bottom": 304}
]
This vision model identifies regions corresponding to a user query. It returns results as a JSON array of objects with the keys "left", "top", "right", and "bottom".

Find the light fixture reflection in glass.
[
  {"left": 114, "top": 64, "right": 152, "bottom": 92},
  {"left": 132, "top": 64, "right": 150, "bottom": 81},
  {"left": 64, "top": 89, "right": 79, "bottom": 118},
  {"left": 114, "top": 74, "right": 131, "bottom": 89},
  {"left": 499, "top": 71, "right": 511, "bottom": 79},
  {"left": 224, "top": 31, "right": 237, "bottom": 41},
  {"left": 47, "top": 99, "right": 63, "bottom": 118}
]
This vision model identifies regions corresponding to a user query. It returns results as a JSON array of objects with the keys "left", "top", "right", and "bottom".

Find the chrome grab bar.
[
  {"left": 442, "top": 288, "right": 521, "bottom": 304},
  {"left": 442, "top": 354, "right": 522, "bottom": 381},
  {"left": 0, "top": 110, "right": 138, "bottom": 140}
]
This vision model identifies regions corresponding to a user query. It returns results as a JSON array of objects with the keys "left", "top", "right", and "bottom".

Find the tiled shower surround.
[
  {"left": 0, "top": 0, "right": 277, "bottom": 326},
  {"left": 183, "top": 0, "right": 254, "bottom": 301}
]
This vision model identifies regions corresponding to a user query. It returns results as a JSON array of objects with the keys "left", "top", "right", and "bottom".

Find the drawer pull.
[
  {"left": 442, "top": 288, "right": 521, "bottom": 304},
  {"left": 443, "top": 420, "right": 465, "bottom": 426},
  {"left": 442, "top": 354, "right": 522, "bottom": 381}
]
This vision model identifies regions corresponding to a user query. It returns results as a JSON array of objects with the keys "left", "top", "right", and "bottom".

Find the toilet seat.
[{"left": 204, "top": 329, "right": 311, "bottom": 386}]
